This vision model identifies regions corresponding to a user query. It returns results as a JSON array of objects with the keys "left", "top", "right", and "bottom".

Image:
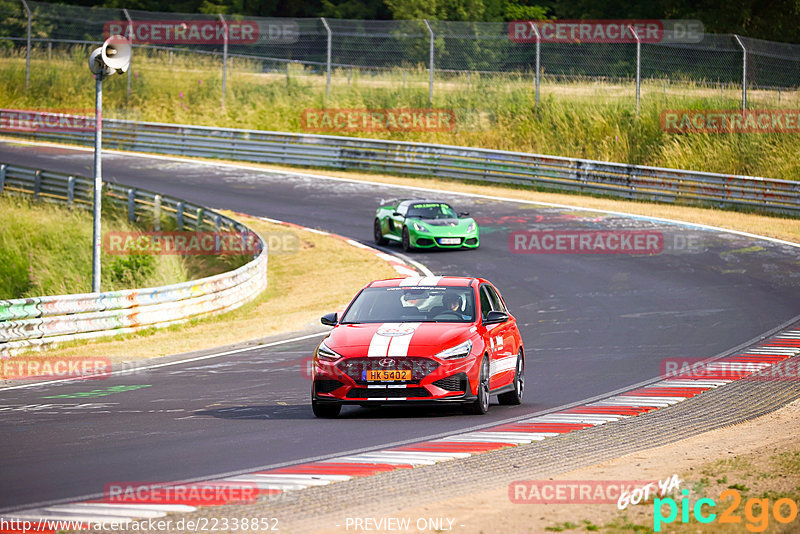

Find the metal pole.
[
  {"left": 528, "top": 22, "right": 540, "bottom": 109},
  {"left": 123, "top": 9, "right": 133, "bottom": 103},
  {"left": 320, "top": 17, "right": 332, "bottom": 102},
  {"left": 92, "top": 72, "right": 103, "bottom": 293},
  {"left": 734, "top": 35, "right": 747, "bottom": 112},
  {"left": 21, "top": 0, "right": 31, "bottom": 90},
  {"left": 219, "top": 14, "right": 228, "bottom": 107},
  {"left": 629, "top": 25, "right": 641, "bottom": 113},
  {"left": 423, "top": 19, "right": 434, "bottom": 104}
]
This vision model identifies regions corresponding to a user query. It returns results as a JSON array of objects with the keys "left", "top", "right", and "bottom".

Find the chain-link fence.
[{"left": 1, "top": 1, "right": 799, "bottom": 109}]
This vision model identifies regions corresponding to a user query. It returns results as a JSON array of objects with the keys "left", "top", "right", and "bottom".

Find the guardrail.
[
  {"left": 2, "top": 109, "right": 798, "bottom": 216},
  {"left": 0, "top": 161, "right": 268, "bottom": 357}
]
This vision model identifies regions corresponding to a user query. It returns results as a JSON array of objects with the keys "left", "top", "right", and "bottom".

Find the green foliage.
[
  {"left": 0, "top": 195, "right": 244, "bottom": 299},
  {"left": 5, "top": 0, "right": 796, "bottom": 40},
  {"left": 108, "top": 255, "right": 156, "bottom": 286},
  {"left": 504, "top": 1, "right": 549, "bottom": 21},
  {"left": 0, "top": 51, "right": 798, "bottom": 185}
]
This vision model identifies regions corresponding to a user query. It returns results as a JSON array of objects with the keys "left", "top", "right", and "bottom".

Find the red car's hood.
[{"left": 327, "top": 322, "right": 474, "bottom": 358}]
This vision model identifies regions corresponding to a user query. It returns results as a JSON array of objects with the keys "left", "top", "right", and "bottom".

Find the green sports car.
[{"left": 373, "top": 199, "right": 479, "bottom": 251}]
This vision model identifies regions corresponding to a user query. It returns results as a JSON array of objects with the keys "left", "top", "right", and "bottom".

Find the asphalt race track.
[{"left": 2, "top": 140, "right": 800, "bottom": 512}]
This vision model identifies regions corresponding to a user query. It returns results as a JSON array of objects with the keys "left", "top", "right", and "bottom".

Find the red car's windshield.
[{"left": 340, "top": 286, "right": 476, "bottom": 324}]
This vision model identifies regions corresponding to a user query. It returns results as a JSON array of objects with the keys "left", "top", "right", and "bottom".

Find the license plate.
[
  {"left": 365, "top": 370, "right": 412, "bottom": 381},
  {"left": 439, "top": 238, "right": 461, "bottom": 245}
]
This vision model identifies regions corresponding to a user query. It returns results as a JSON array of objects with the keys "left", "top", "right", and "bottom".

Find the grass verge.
[
  {"left": 1, "top": 49, "right": 799, "bottom": 180},
  {"left": 17, "top": 213, "right": 399, "bottom": 365},
  {"left": 0, "top": 194, "right": 198, "bottom": 299}
]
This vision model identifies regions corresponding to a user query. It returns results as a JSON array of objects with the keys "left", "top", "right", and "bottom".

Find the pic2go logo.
[{"left": 654, "top": 489, "right": 799, "bottom": 532}]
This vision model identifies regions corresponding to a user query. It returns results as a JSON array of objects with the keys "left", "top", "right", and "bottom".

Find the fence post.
[
  {"left": 127, "top": 188, "right": 136, "bottom": 222},
  {"left": 176, "top": 201, "right": 184, "bottom": 230},
  {"left": 33, "top": 169, "right": 41, "bottom": 198},
  {"left": 0, "top": 164, "right": 6, "bottom": 193},
  {"left": 423, "top": 19, "right": 434, "bottom": 104},
  {"left": 734, "top": 35, "right": 747, "bottom": 112},
  {"left": 153, "top": 194, "right": 161, "bottom": 231},
  {"left": 20, "top": 0, "right": 31, "bottom": 90},
  {"left": 528, "top": 22, "right": 540, "bottom": 109},
  {"left": 123, "top": 9, "right": 133, "bottom": 104},
  {"left": 320, "top": 17, "right": 332, "bottom": 103},
  {"left": 67, "top": 176, "right": 74, "bottom": 207},
  {"left": 219, "top": 14, "right": 228, "bottom": 107},
  {"left": 629, "top": 25, "right": 641, "bottom": 114}
]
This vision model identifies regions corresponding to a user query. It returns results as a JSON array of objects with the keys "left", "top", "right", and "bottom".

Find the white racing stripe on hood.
[{"left": 367, "top": 323, "right": 423, "bottom": 357}]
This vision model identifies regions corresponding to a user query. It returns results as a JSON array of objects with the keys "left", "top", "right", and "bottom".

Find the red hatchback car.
[{"left": 311, "top": 276, "right": 525, "bottom": 417}]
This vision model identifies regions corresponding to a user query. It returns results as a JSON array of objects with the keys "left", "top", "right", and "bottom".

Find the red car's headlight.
[
  {"left": 435, "top": 340, "right": 473, "bottom": 360},
  {"left": 316, "top": 340, "right": 342, "bottom": 362}
]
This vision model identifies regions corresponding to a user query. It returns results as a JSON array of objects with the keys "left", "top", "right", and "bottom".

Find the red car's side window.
[
  {"left": 486, "top": 285, "right": 508, "bottom": 313},
  {"left": 479, "top": 285, "right": 493, "bottom": 320}
]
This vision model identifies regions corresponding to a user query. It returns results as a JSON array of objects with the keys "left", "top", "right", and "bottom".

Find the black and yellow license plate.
[{"left": 364, "top": 369, "right": 412, "bottom": 381}]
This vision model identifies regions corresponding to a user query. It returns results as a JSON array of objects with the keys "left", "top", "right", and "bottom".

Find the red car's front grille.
[{"left": 337, "top": 357, "right": 439, "bottom": 383}]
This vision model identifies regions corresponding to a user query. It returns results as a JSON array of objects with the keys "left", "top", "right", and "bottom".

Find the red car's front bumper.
[{"left": 312, "top": 354, "right": 481, "bottom": 404}]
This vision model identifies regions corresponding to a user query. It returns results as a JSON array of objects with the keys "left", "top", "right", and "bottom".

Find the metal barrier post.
[
  {"left": 127, "top": 188, "right": 136, "bottom": 221},
  {"left": 0, "top": 164, "right": 6, "bottom": 193},
  {"left": 67, "top": 176, "right": 74, "bottom": 207},
  {"left": 734, "top": 35, "right": 747, "bottom": 112},
  {"left": 33, "top": 169, "right": 41, "bottom": 198},
  {"left": 321, "top": 17, "right": 332, "bottom": 103},
  {"left": 154, "top": 194, "right": 162, "bottom": 231},
  {"left": 219, "top": 14, "right": 228, "bottom": 107},
  {"left": 177, "top": 201, "right": 184, "bottom": 230},
  {"left": 423, "top": 19, "right": 434, "bottom": 104},
  {"left": 528, "top": 22, "right": 541, "bottom": 109},
  {"left": 21, "top": 0, "right": 31, "bottom": 90},
  {"left": 629, "top": 25, "right": 641, "bottom": 114}
]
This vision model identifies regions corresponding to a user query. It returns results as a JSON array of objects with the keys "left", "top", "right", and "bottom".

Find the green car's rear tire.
[
  {"left": 374, "top": 219, "right": 388, "bottom": 245},
  {"left": 402, "top": 227, "right": 412, "bottom": 252}
]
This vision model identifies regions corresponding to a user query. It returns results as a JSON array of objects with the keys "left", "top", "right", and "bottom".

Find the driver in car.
[{"left": 433, "top": 293, "right": 470, "bottom": 321}]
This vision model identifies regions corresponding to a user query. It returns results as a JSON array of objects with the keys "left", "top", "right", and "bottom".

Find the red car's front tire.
[{"left": 465, "top": 356, "right": 490, "bottom": 415}]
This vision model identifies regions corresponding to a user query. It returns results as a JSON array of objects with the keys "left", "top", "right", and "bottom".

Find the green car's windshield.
[
  {"left": 406, "top": 203, "right": 457, "bottom": 220},
  {"left": 341, "top": 286, "right": 476, "bottom": 323}
]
